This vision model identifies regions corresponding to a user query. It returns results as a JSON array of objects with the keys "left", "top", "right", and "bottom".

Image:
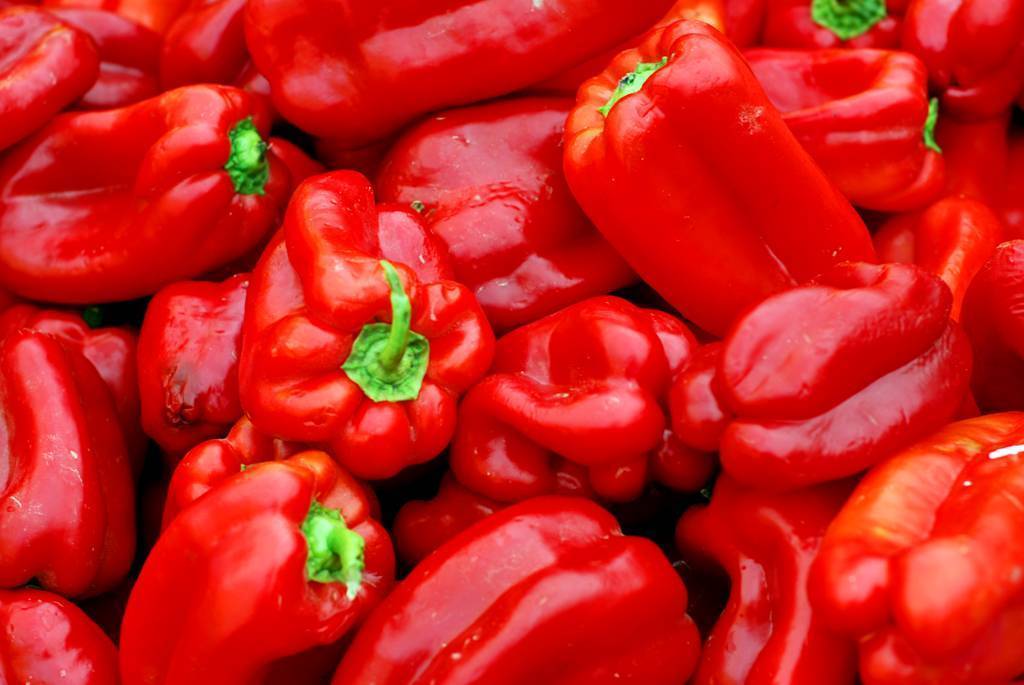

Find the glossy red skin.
[
  {"left": 903, "top": 0, "right": 1024, "bottom": 118},
  {"left": 49, "top": 7, "right": 160, "bottom": 109},
  {"left": 0, "top": 6, "right": 98, "bottom": 150},
  {"left": 747, "top": 48, "right": 942, "bottom": 212},
  {"left": 451, "top": 296, "right": 697, "bottom": 503},
  {"left": 565, "top": 20, "right": 875, "bottom": 336},
  {"left": 245, "top": 0, "right": 674, "bottom": 145},
  {"left": 760, "top": 0, "right": 902, "bottom": 47},
  {"left": 240, "top": 171, "right": 493, "bottom": 481},
  {"left": 0, "top": 330, "right": 134, "bottom": 597},
  {"left": 936, "top": 113, "right": 1010, "bottom": 207},
  {"left": 377, "top": 97, "right": 635, "bottom": 332},
  {"left": 121, "top": 450, "right": 395, "bottom": 685},
  {"left": 0, "top": 85, "right": 289, "bottom": 304},
  {"left": 0, "top": 588, "right": 119, "bottom": 685},
  {"left": 1001, "top": 129, "right": 1024, "bottom": 238},
  {"left": 677, "top": 476, "right": 858, "bottom": 685},
  {"left": 332, "top": 496, "right": 701, "bottom": 685},
  {"left": 161, "top": 0, "right": 246, "bottom": 89},
  {"left": 718, "top": 262, "right": 972, "bottom": 489},
  {"left": 810, "top": 413, "right": 1024, "bottom": 684},
  {"left": 138, "top": 273, "right": 248, "bottom": 458},
  {"left": 669, "top": 342, "right": 731, "bottom": 453},
  {"left": 43, "top": 0, "right": 187, "bottom": 32}
]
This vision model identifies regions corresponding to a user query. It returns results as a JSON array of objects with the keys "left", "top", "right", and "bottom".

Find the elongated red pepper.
[
  {"left": 746, "top": 48, "right": 943, "bottom": 211},
  {"left": 240, "top": 171, "right": 493, "bottom": 480},
  {"left": 565, "top": 20, "right": 874, "bottom": 336},
  {"left": 811, "top": 412, "right": 1024, "bottom": 684},
  {"left": 0, "top": 329, "right": 134, "bottom": 597},
  {"left": 677, "top": 476, "right": 857, "bottom": 684},
  {"left": 0, "top": 85, "right": 289, "bottom": 303},
  {"left": 332, "top": 497, "right": 701, "bottom": 685},
  {"left": 377, "top": 97, "right": 635, "bottom": 332},
  {"left": 0, "top": 588, "right": 119, "bottom": 685},
  {"left": 760, "top": 0, "right": 903, "bottom": 48},
  {"left": 121, "top": 450, "right": 394, "bottom": 685},
  {"left": 43, "top": 0, "right": 187, "bottom": 33}
]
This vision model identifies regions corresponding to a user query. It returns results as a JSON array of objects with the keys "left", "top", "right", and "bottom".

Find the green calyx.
[
  {"left": 224, "top": 117, "right": 269, "bottom": 196},
  {"left": 81, "top": 306, "right": 103, "bottom": 329},
  {"left": 302, "top": 501, "right": 366, "bottom": 599},
  {"left": 923, "top": 98, "right": 941, "bottom": 153},
  {"left": 598, "top": 57, "right": 668, "bottom": 117},
  {"left": 342, "top": 260, "right": 430, "bottom": 403},
  {"left": 810, "top": 0, "right": 886, "bottom": 40}
]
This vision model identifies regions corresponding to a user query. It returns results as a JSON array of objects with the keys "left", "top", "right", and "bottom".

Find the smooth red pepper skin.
[
  {"left": 716, "top": 262, "right": 971, "bottom": 489},
  {"left": 0, "top": 84, "right": 289, "bottom": 304},
  {"left": 760, "top": 0, "right": 902, "bottom": 48},
  {"left": 677, "top": 476, "right": 858, "bottom": 685},
  {"left": 565, "top": 20, "right": 874, "bottom": 336},
  {"left": 746, "top": 48, "right": 942, "bottom": 211},
  {"left": 0, "top": 588, "right": 119, "bottom": 685},
  {"left": 936, "top": 113, "right": 1009, "bottom": 207},
  {"left": 377, "top": 97, "right": 635, "bottom": 332},
  {"left": 43, "top": 0, "right": 187, "bottom": 33},
  {"left": 1002, "top": 129, "right": 1024, "bottom": 238},
  {"left": 0, "top": 330, "right": 134, "bottom": 597},
  {"left": 161, "top": 0, "right": 246, "bottom": 89},
  {"left": 138, "top": 273, "right": 248, "bottom": 458},
  {"left": 670, "top": 342, "right": 730, "bottom": 453},
  {"left": 332, "top": 496, "right": 701, "bottom": 685},
  {"left": 0, "top": 6, "right": 98, "bottom": 150},
  {"left": 811, "top": 413, "right": 1024, "bottom": 684},
  {"left": 122, "top": 450, "right": 395, "bottom": 685},
  {"left": 240, "top": 171, "right": 492, "bottom": 480}
]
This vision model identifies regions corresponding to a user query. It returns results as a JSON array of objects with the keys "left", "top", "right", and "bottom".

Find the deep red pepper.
[
  {"left": 1001, "top": 128, "right": 1024, "bottom": 238},
  {"left": 376, "top": 97, "right": 635, "bottom": 332},
  {"left": 936, "top": 113, "right": 1010, "bottom": 207},
  {"left": 759, "top": 0, "right": 903, "bottom": 48},
  {"left": 677, "top": 476, "right": 858, "bottom": 684},
  {"left": 161, "top": 0, "right": 245, "bottom": 89},
  {"left": 43, "top": 0, "right": 187, "bottom": 33},
  {"left": 669, "top": 342, "right": 730, "bottom": 453},
  {"left": 564, "top": 19, "right": 875, "bottom": 336},
  {"left": 332, "top": 496, "right": 701, "bottom": 685}
]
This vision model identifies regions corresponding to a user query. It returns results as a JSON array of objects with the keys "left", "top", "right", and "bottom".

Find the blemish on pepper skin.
[
  {"left": 738, "top": 105, "right": 765, "bottom": 134},
  {"left": 532, "top": 0, "right": 544, "bottom": 7}
]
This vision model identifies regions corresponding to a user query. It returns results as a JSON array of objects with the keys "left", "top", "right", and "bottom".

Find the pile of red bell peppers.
[{"left": 2, "top": 0, "right": 1024, "bottom": 683}]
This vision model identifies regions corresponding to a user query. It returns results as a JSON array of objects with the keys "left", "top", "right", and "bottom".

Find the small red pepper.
[
  {"left": 43, "top": 0, "right": 188, "bottom": 33},
  {"left": 332, "top": 497, "right": 701, "bottom": 685},
  {"left": 564, "top": 19, "right": 875, "bottom": 336},
  {"left": 0, "top": 587, "right": 119, "bottom": 685},
  {"left": 759, "top": 0, "right": 903, "bottom": 48}
]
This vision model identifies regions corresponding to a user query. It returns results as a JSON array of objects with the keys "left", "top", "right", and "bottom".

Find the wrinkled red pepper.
[
  {"left": 811, "top": 412, "right": 1024, "bottom": 684},
  {"left": 332, "top": 497, "right": 701, "bottom": 685},
  {"left": 0, "top": 84, "right": 290, "bottom": 303},
  {"left": 240, "top": 171, "right": 493, "bottom": 480},
  {"left": 0, "top": 588, "right": 120, "bottom": 684},
  {"left": 677, "top": 476, "right": 857, "bottom": 684},
  {"left": 746, "top": 48, "right": 943, "bottom": 211},
  {"left": 43, "top": 0, "right": 187, "bottom": 33},
  {"left": 376, "top": 97, "right": 635, "bottom": 332},
  {"left": 565, "top": 20, "right": 875, "bottom": 336},
  {"left": 122, "top": 450, "right": 395, "bottom": 685},
  {"left": 0, "top": 329, "right": 134, "bottom": 597},
  {"left": 759, "top": 0, "right": 903, "bottom": 48}
]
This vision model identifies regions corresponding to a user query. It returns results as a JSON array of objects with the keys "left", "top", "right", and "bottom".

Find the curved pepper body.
[
  {"left": 332, "top": 496, "right": 701, "bottom": 685},
  {"left": 759, "top": 0, "right": 903, "bottom": 48},
  {"left": 936, "top": 112, "right": 1009, "bottom": 207},
  {"left": 565, "top": 20, "right": 874, "bottom": 336},
  {"left": 1002, "top": 129, "right": 1024, "bottom": 238},
  {"left": 161, "top": 0, "right": 246, "bottom": 89},
  {"left": 42, "top": 0, "right": 188, "bottom": 33}
]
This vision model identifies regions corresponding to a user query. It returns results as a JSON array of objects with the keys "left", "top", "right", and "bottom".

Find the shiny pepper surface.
[
  {"left": 43, "top": 0, "right": 188, "bottom": 33},
  {"left": 759, "top": 0, "right": 904, "bottom": 48}
]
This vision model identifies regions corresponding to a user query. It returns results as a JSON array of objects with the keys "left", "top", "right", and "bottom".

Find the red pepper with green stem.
[
  {"left": 759, "top": 0, "right": 904, "bottom": 48},
  {"left": 565, "top": 19, "right": 875, "bottom": 336}
]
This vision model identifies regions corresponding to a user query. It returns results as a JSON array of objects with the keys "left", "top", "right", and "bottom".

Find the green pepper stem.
[
  {"left": 810, "top": 0, "right": 887, "bottom": 41},
  {"left": 302, "top": 502, "right": 366, "bottom": 599},
  {"left": 599, "top": 57, "right": 668, "bottom": 117},
  {"left": 378, "top": 261, "right": 412, "bottom": 372},
  {"left": 224, "top": 117, "right": 269, "bottom": 196}
]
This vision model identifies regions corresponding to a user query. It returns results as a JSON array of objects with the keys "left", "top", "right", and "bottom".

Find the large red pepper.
[
  {"left": 811, "top": 412, "right": 1024, "bottom": 684},
  {"left": 745, "top": 48, "right": 943, "bottom": 212},
  {"left": 0, "top": 84, "right": 290, "bottom": 304},
  {"left": 43, "top": 0, "right": 187, "bottom": 33},
  {"left": 332, "top": 496, "right": 701, "bottom": 685},
  {"left": 0, "top": 588, "right": 119, "bottom": 684},
  {"left": 121, "top": 450, "right": 394, "bottom": 685},
  {"left": 240, "top": 171, "right": 493, "bottom": 480},
  {"left": 759, "top": 0, "right": 903, "bottom": 48},
  {"left": 0, "top": 6, "right": 98, "bottom": 150},
  {"left": 376, "top": 97, "right": 635, "bottom": 332},
  {"left": 0, "top": 329, "right": 134, "bottom": 597},
  {"left": 677, "top": 476, "right": 857, "bottom": 684},
  {"left": 565, "top": 20, "right": 874, "bottom": 336},
  {"left": 245, "top": 0, "right": 674, "bottom": 146}
]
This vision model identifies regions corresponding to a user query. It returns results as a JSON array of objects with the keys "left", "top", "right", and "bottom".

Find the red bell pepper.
[
  {"left": 699, "top": 262, "right": 972, "bottom": 489},
  {"left": 0, "top": 84, "right": 290, "bottom": 304},
  {"left": 121, "top": 450, "right": 395, "bottom": 685},
  {"left": 935, "top": 113, "right": 1010, "bottom": 207},
  {"left": 677, "top": 476, "right": 858, "bottom": 684},
  {"left": 669, "top": 342, "right": 730, "bottom": 453},
  {"left": 1002, "top": 128, "right": 1024, "bottom": 239},
  {"left": 43, "top": 0, "right": 187, "bottom": 33},
  {"left": 902, "top": 0, "right": 1024, "bottom": 119},
  {"left": 0, "top": 6, "right": 98, "bottom": 151},
  {"left": 450, "top": 296, "right": 698, "bottom": 503},
  {"left": 745, "top": 48, "right": 943, "bottom": 211},
  {"left": 810, "top": 412, "right": 1024, "bottom": 684},
  {"left": 0, "top": 588, "right": 119, "bottom": 684},
  {"left": 565, "top": 19, "right": 875, "bottom": 336},
  {"left": 332, "top": 496, "right": 701, "bottom": 685},
  {"left": 759, "top": 0, "right": 903, "bottom": 48},
  {"left": 240, "top": 171, "right": 493, "bottom": 480},
  {"left": 161, "top": 0, "right": 245, "bottom": 89},
  {"left": 245, "top": 0, "right": 675, "bottom": 145},
  {"left": 376, "top": 97, "right": 635, "bottom": 332},
  {"left": 0, "top": 329, "right": 134, "bottom": 597}
]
